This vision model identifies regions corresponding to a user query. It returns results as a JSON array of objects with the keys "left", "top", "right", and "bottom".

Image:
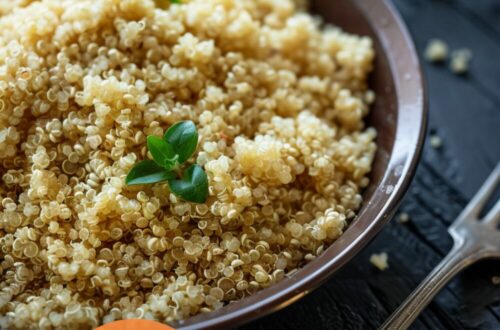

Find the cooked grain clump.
[
  {"left": 0, "top": 0, "right": 376, "bottom": 328},
  {"left": 0, "top": 0, "right": 37, "bottom": 16}
]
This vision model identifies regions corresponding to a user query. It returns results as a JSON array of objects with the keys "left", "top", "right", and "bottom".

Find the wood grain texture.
[{"left": 240, "top": 0, "right": 500, "bottom": 329}]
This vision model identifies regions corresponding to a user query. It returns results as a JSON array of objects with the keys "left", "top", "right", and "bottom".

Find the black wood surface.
[{"left": 241, "top": 0, "right": 500, "bottom": 329}]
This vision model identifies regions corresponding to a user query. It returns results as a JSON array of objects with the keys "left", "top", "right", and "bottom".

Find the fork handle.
[{"left": 380, "top": 242, "right": 482, "bottom": 330}]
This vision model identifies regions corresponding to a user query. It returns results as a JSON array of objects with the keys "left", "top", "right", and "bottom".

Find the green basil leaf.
[
  {"left": 147, "top": 135, "right": 176, "bottom": 168},
  {"left": 168, "top": 164, "right": 208, "bottom": 203},
  {"left": 154, "top": 0, "right": 180, "bottom": 8},
  {"left": 163, "top": 154, "right": 179, "bottom": 170},
  {"left": 126, "top": 160, "right": 175, "bottom": 186},
  {"left": 164, "top": 121, "right": 198, "bottom": 164}
]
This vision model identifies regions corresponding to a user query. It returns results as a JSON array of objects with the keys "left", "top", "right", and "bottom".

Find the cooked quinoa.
[
  {"left": 450, "top": 48, "right": 472, "bottom": 74},
  {"left": 424, "top": 39, "right": 448, "bottom": 63},
  {"left": 369, "top": 252, "right": 388, "bottom": 271},
  {"left": 0, "top": 0, "right": 376, "bottom": 328},
  {"left": 396, "top": 212, "right": 410, "bottom": 224},
  {"left": 429, "top": 134, "right": 443, "bottom": 149},
  {"left": 0, "top": 0, "right": 37, "bottom": 16}
]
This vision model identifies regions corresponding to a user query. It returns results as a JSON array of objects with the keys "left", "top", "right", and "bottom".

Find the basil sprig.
[{"left": 126, "top": 121, "right": 209, "bottom": 203}]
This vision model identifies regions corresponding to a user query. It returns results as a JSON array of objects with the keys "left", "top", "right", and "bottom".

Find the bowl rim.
[{"left": 174, "top": 0, "right": 427, "bottom": 329}]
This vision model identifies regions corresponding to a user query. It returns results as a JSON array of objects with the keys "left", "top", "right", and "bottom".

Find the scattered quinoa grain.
[
  {"left": 450, "top": 49, "right": 472, "bottom": 74},
  {"left": 430, "top": 135, "right": 443, "bottom": 149},
  {"left": 424, "top": 39, "right": 449, "bottom": 62},
  {"left": 370, "top": 252, "right": 389, "bottom": 271},
  {"left": 397, "top": 212, "right": 410, "bottom": 224}
]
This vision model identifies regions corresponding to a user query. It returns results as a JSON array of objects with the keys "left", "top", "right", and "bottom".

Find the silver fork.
[{"left": 381, "top": 163, "right": 500, "bottom": 330}]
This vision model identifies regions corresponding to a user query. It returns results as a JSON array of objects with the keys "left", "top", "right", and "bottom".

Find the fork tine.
[
  {"left": 483, "top": 199, "right": 500, "bottom": 225},
  {"left": 458, "top": 163, "right": 500, "bottom": 220}
]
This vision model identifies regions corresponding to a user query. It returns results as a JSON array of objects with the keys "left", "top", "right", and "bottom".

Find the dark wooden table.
[{"left": 242, "top": 0, "right": 500, "bottom": 329}]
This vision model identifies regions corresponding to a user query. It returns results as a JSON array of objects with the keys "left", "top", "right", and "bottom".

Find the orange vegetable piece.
[{"left": 96, "top": 319, "right": 175, "bottom": 330}]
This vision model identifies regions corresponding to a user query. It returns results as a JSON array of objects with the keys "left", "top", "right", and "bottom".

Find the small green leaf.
[
  {"left": 147, "top": 135, "right": 176, "bottom": 168},
  {"left": 164, "top": 121, "right": 198, "bottom": 164},
  {"left": 168, "top": 164, "right": 208, "bottom": 203},
  {"left": 154, "top": 0, "right": 181, "bottom": 8},
  {"left": 126, "top": 160, "right": 175, "bottom": 186},
  {"left": 164, "top": 154, "right": 179, "bottom": 169}
]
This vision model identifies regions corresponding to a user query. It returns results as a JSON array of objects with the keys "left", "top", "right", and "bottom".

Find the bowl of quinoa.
[{"left": 0, "top": 0, "right": 426, "bottom": 329}]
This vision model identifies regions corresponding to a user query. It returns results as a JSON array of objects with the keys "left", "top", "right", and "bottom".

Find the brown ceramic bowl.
[{"left": 173, "top": 0, "right": 426, "bottom": 329}]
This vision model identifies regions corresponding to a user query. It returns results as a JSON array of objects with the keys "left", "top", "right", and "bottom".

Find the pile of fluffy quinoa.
[{"left": 0, "top": 0, "right": 377, "bottom": 328}]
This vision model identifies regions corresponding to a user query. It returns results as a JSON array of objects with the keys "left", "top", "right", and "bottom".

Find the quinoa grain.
[
  {"left": 370, "top": 252, "right": 389, "bottom": 271},
  {"left": 424, "top": 39, "right": 449, "bottom": 62},
  {"left": 450, "top": 49, "right": 472, "bottom": 74}
]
